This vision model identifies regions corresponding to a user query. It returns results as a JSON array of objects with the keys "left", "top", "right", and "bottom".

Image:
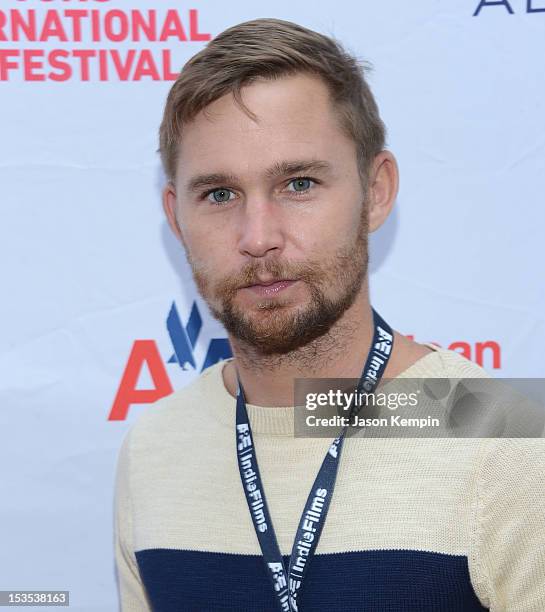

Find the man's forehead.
[
  {"left": 180, "top": 74, "right": 340, "bottom": 145},
  {"left": 198, "top": 72, "right": 333, "bottom": 118}
]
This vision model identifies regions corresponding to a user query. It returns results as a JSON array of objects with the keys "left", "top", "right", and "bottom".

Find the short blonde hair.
[{"left": 158, "top": 18, "right": 386, "bottom": 188}]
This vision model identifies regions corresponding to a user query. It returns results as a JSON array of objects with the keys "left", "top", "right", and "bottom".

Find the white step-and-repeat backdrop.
[{"left": 1, "top": 0, "right": 543, "bottom": 609}]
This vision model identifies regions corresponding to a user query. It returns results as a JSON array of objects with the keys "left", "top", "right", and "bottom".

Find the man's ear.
[
  {"left": 367, "top": 150, "right": 399, "bottom": 233},
  {"left": 162, "top": 181, "right": 187, "bottom": 248}
]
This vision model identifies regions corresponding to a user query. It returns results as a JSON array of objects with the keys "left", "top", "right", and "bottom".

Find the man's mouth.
[{"left": 240, "top": 279, "right": 298, "bottom": 296}]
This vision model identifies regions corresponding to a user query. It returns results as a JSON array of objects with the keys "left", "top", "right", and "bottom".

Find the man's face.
[{"left": 166, "top": 72, "right": 369, "bottom": 355}]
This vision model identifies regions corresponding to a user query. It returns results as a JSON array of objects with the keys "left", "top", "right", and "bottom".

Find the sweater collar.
[{"left": 206, "top": 343, "right": 442, "bottom": 436}]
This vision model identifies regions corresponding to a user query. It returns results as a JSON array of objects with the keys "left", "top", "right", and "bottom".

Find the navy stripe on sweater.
[{"left": 136, "top": 548, "right": 488, "bottom": 611}]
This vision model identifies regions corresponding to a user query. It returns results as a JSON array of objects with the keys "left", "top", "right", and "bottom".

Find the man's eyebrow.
[
  {"left": 264, "top": 159, "right": 333, "bottom": 179},
  {"left": 186, "top": 172, "right": 239, "bottom": 194},
  {"left": 185, "top": 159, "right": 333, "bottom": 194}
]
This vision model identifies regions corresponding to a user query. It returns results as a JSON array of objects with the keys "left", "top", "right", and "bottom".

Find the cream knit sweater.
[{"left": 114, "top": 343, "right": 545, "bottom": 611}]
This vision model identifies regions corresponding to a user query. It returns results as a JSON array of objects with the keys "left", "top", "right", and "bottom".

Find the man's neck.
[{"left": 222, "top": 289, "right": 433, "bottom": 407}]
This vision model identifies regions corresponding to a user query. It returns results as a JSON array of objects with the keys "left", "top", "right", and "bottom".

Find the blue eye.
[
  {"left": 287, "top": 177, "right": 315, "bottom": 193},
  {"left": 205, "top": 188, "right": 235, "bottom": 204}
]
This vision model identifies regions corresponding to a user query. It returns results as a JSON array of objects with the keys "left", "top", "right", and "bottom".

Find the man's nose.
[{"left": 237, "top": 199, "right": 285, "bottom": 258}]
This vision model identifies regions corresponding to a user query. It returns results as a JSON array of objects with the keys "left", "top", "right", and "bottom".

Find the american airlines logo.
[
  {"left": 108, "top": 301, "right": 231, "bottom": 421},
  {"left": 166, "top": 301, "right": 231, "bottom": 372}
]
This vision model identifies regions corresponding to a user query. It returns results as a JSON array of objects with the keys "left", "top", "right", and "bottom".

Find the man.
[{"left": 114, "top": 18, "right": 545, "bottom": 611}]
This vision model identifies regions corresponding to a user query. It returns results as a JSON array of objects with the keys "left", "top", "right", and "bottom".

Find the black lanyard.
[{"left": 235, "top": 308, "right": 394, "bottom": 611}]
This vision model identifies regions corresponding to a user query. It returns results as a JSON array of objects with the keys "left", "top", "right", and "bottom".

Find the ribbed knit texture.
[{"left": 114, "top": 343, "right": 545, "bottom": 611}]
